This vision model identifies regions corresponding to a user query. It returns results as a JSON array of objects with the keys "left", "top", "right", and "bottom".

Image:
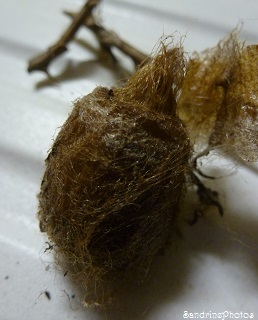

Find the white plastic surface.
[{"left": 0, "top": 1, "right": 258, "bottom": 319}]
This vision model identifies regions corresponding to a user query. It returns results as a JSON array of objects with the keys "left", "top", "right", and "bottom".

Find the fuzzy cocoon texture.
[
  {"left": 178, "top": 32, "right": 258, "bottom": 161},
  {"left": 209, "top": 44, "right": 258, "bottom": 161},
  {"left": 38, "top": 45, "right": 191, "bottom": 304},
  {"left": 178, "top": 32, "right": 242, "bottom": 151}
]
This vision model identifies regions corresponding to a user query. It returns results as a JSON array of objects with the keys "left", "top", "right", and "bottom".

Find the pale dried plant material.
[
  {"left": 178, "top": 31, "right": 243, "bottom": 151},
  {"left": 209, "top": 45, "right": 258, "bottom": 162},
  {"left": 38, "top": 44, "right": 191, "bottom": 306},
  {"left": 178, "top": 31, "right": 258, "bottom": 162}
]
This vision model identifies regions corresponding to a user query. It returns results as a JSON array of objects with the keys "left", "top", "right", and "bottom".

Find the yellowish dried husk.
[
  {"left": 178, "top": 32, "right": 242, "bottom": 151},
  {"left": 178, "top": 32, "right": 258, "bottom": 162},
  {"left": 209, "top": 45, "right": 258, "bottom": 161},
  {"left": 38, "top": 44, "right": 191, "bottom": 306}
]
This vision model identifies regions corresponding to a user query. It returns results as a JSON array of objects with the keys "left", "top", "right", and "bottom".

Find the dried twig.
[
  {"left": 64, "top": 10, "right": 147, "bottom": 66},
  {"left": 28, "top": 0, "right": 100, "bottom": 73},
  {"left": 27, "top": 0, "right": 147, "bottom": 74}
]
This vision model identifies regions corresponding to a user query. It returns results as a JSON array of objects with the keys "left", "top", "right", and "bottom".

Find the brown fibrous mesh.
[{"left": 38, "top": 42, "right": 191, "bottom": 305}]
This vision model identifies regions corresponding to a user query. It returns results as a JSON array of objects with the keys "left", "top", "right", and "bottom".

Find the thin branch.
[
  {"left": 27, "top": 0, "right": 100, "bottom": 73},
  {"left": 64, "top": 10, "right": 147, "bottom": 66}
]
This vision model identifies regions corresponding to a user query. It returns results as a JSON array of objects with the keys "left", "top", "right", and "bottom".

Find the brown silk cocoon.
[{"left": 38, "top": 45, "right": 190, "bottom": 303}]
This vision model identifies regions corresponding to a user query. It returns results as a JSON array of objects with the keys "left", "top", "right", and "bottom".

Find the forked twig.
[
  {"left": 27, "top": 0, "right": 147, "bottom": 74},
  {"left": 28, "top": 0, "right": 100, "bottom": 73},
  {"left": 64, "top": 10, "right": 147, "bottom": 66}
]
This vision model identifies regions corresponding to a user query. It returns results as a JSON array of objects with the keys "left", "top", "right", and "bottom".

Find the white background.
[{"left": 0, "top": 1, "right": 258, "bottom": 319}]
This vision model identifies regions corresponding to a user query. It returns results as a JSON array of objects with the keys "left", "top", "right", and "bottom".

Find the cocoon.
[{"left": 38, "top": 44, "right": 191, "bottom": 305}]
